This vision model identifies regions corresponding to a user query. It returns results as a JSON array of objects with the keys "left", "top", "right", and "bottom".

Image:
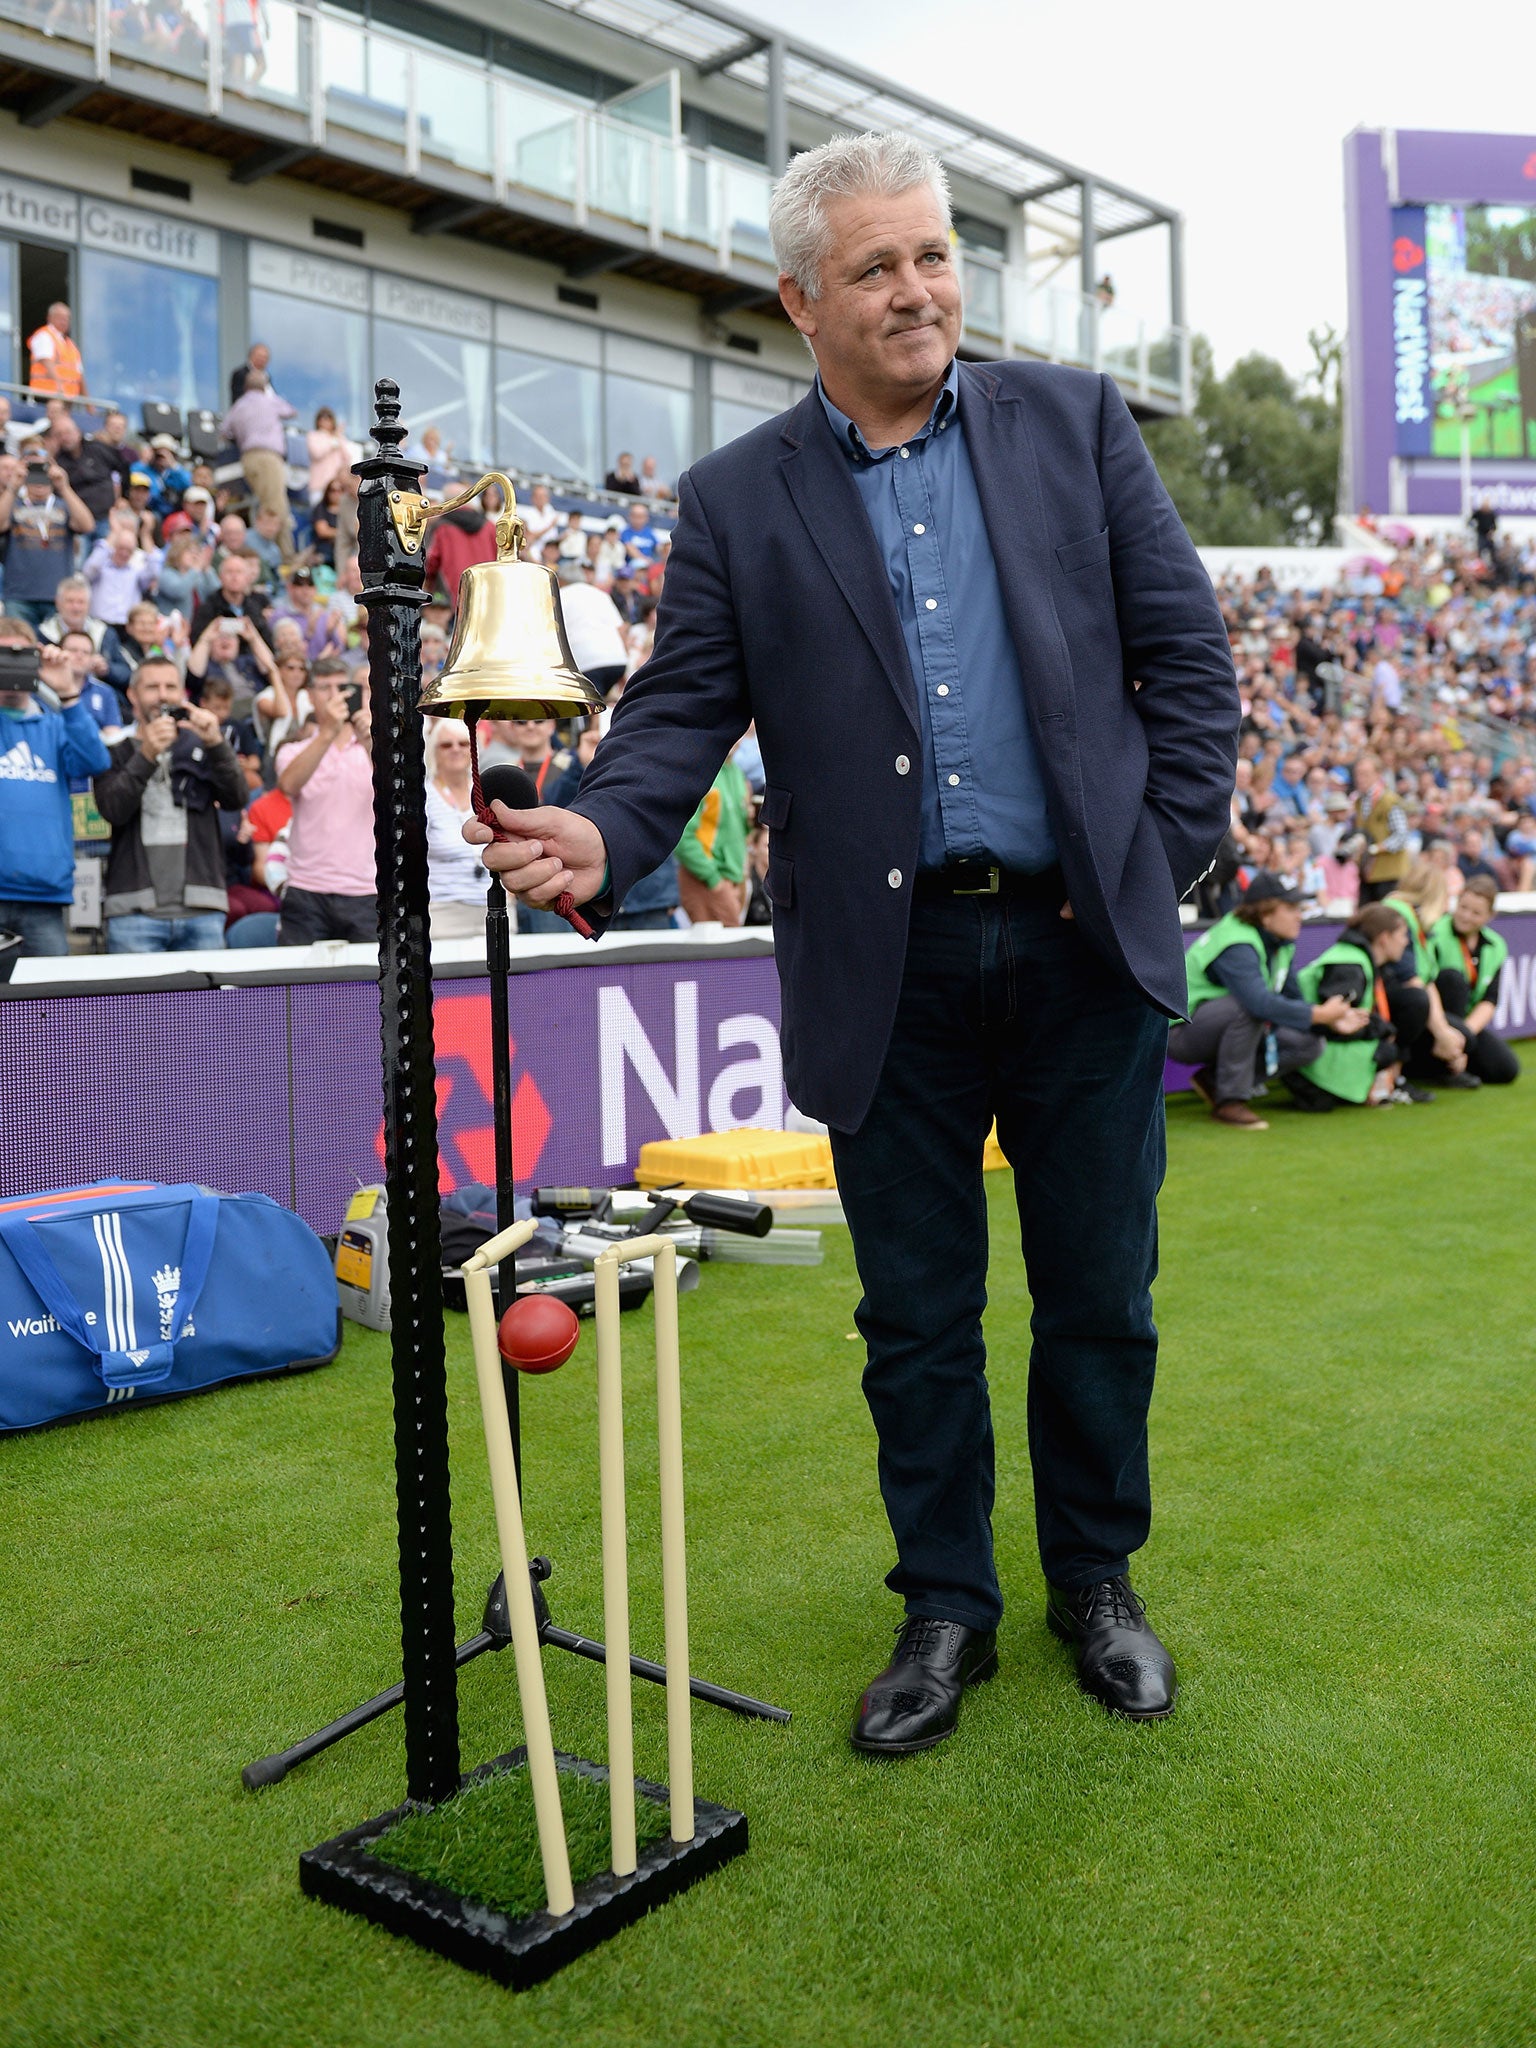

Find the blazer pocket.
[
  {"left": 1055, "top": 527, "right": 1111, "bottom": 574},
  {"left": 758, "top": 784, "right": 792, "bottom": 831},
  {"left": 766, "top": 851, "right": 794, "bottom": 908}
]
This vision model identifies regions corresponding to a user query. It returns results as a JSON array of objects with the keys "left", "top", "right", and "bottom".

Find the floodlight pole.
[{"left": 356, "top": 378, "right": 461, "bottom": 1807}]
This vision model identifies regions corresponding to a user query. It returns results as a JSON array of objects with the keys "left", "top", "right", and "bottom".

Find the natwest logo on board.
[{"left": 1390, "top": 205, "right": 1432, "bottom": 456}]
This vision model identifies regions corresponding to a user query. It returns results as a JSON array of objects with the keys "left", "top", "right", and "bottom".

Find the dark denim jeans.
[{"left": 829, "top": 888, "right": 1170, "bottom": 1628}]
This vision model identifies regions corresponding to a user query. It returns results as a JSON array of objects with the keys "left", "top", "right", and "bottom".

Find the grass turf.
[
  {"left": 369, "top": 1761, "right": 670, "bottom": 1919},
  {"left": 4, "top": 1076, "right": 1536, "bottom": 2046}
]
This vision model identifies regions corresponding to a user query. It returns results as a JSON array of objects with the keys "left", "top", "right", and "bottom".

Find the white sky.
[{"left": 745, "top": 0, "right": 1536, "bottom": 382}]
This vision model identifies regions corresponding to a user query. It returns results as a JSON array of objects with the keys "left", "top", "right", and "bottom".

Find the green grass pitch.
[{"left": 4, "top": 1076, "right": 1536, "bottom": 2046}]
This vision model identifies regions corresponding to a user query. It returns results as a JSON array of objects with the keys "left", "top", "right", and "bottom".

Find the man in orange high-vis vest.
[{"left": 27, "top": 304, "right": 86, "bottom": 400}]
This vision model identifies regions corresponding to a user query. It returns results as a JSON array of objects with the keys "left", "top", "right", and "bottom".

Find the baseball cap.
[
  {"left": 150, "top": 432, "right": 181, "bottom": 452},
  {"left": 129, "top": 468, "right": 153, "bottom": 487},
  {"left": 183, "top": 486, "right": 213, "bottom": 505},
  {"left": 288, "top": 565, "right": 314, "bottom": 585},
  {"left": 1243, "top": 872, "right": 1308, "bottom": 906}
]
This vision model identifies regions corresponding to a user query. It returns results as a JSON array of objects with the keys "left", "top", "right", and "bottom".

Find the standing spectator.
[
  {"left": 0, "top": 457, "right": 94, "bottom": 628},
  {"left": 1353, "top": 750, "right": 1410, "bottom": 903},
  {"left": 603, "top": 451, "right": 642, "bottom": 495},
  {"left": 187, "top": 614, "right": 279, "bottom": 724},
  {"left": 1470, "top": 493, "right": 1498, "bottom": 563},
  {"left": 104, "top": 598, "right": 176, "bottom": 698},
  {"left": 305, "top": 408, "right": 349, "bottom": 505},
  {"left": 56, "top": 629, "right": 126, "bottom": 737},
  {"left": 45, "top": 409, "right": 120, "bottom": 536},
  {"left": 212, "top": 512, "right": 249, "bottom": 570},
  {"left": 245, "top": 503, "right": 285, "bottom": 591},
  {"left": 94, "top": 655, "right": 244, "bottom": 953},
  {"left": 162, "top": 485, "right": 217, "bottom": 546},
  {"left": 638, "top": 455, "right": 670, "bottom": 501},
  {"left": 95, "top": 409, "right": 138, "bottom": 496},
  {"left": 154, "top": 532, "right": 217, "bottom": 621},
  {"left": 37, "top": 573, "right": 109, "bottom": 658},
  {"left": 307, "top": 475, "right": 343, "bottom": 568},
  {"left": 424, "top": 493, "right": 497, "bottom": 610},
  {"left": 218, "top": 369, "right": 296, "bottom": 561},
  {"left": 83, "top": 517, "right": 162, "bottom": 628},
  {"left": 274, "top": 660, "right": 376, "bottom": 944},
  {"left": 229, "top": 341, "right": 271, "bottom": 406},
  {"left": 0, "top": 621, "right": 110, "bottom": 975},
  {"left": 26, "top": 302, "right": 85, "bottom": 399},
  {"left": 676, "top": 749, "right": 750, "bottom": 926},
  {"left": 556, "top": 563, "right": 628, "bottom": 695},
  {"left": 123, "top": 468, "right": 161, "bottom": 551},
  {"left": 189, "top": 550, "right": 274, "bottom": 650},
  {"left": 520, "top": 483, "right": 559, "bottom": 554},
  {"left": 422, "top": 717, "right": 487, "bottom": 941},
  {"left": 144, "top": 434, "right": 192, "bottom": 516}
]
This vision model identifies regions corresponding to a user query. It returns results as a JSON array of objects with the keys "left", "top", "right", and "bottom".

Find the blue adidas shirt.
[{"left": 0, "top": 702, "right": 112, "bottom": 903}]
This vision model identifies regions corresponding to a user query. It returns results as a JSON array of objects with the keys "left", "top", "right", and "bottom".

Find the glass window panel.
[
  {"left": 322, "top": 17, "right": 408, "bottom": 146},
  {"left": 417, "top": 54, "right": 491, "bottom": 174},
  {"left": 495, "top": 346, "right": 600, "bottom": 486},
  {"left": 226, "top": 0, "right": 308, "bottom": 112},
  {"left": 110, "top": 0, "right": 210, "bottom": 81},
  {"left": 711, "top": 398, "right": 777, "bottom": 450},
  {"left": 588, "top": 117, "right": 653, "bottom": 230},
  {"left": 374, "top": 318, "right": 492, "bottom": 468},
  {"left": 249, "top": 286, "right": 371, "bottom": 440},
  {"left": 79, "top": 251, "right": 218, "bottom": 418},
  {"left": 603, "top": 372, "right": 691, "bottom": 485}
]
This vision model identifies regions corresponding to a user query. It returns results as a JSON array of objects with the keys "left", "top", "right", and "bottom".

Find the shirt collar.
[{"left": 817, "top": 359, "right": 959, "bottom": 463}]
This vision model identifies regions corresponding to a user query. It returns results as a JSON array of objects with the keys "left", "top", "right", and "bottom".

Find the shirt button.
[
  {"left": 887, "top": 868, "right": 903, "bottom": 888},
  {"left": 925, "top": 598, "right": 938, "bottom": 611},
  {"left": 899, "top": 447, "right": 910, "bottom": 458},
  {"left": 936, "top": 684, "right": 950, "bottom": 696},
  {"left": 947, "top": 773, "right": 960, "bottom": 787},
  {"left": 895, "top": 755, "right": 910, "bottom": 774},
  {"left": 913, "top": 523, "right": 925, "bottom": 534}
]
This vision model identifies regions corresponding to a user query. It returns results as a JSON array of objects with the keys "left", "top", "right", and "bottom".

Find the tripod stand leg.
[{"left": 538, "top": 1625, "right": 791, "bottom": 1725}]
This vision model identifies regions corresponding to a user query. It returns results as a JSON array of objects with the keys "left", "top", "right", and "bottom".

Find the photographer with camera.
[
  {"left": 274, "top": 658, "right": 376, "bottom": 945},
  {"left": 93, "top": 655, "right": 244, "bottom": 953},
  {"left": 0, "top": 451, "right": 95, "bottom": 629},
  {"left": 0, "top": 617, "right": 111, "bottom": 977}
]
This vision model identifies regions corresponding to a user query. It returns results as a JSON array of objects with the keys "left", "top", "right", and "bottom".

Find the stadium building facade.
[{"left": 0, "top": 0, "right": 1187, "bottom": 483}]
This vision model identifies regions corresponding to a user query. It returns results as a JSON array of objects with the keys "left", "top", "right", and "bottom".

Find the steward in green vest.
[
  {"left": 1428, "top": 874, "right": 1520, "bottom": 1085},
  {"left": 1171, "top": 875, "right": 1355, "bottom": 1129},
  {"left": 1290, "top": 903, "right": 1411, "bottom": 1109},
  {"left": 1379, "top": 860, "right": 1479, "bottom": 1091}
]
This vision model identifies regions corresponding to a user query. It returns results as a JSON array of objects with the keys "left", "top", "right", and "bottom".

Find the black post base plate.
[{"left": 299, "top": 1748, "right": 747, "bottom": 1991}]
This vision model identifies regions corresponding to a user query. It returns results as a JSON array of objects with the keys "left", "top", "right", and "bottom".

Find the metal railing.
[{"left": 0, "top": 0, "right": 1185, "bottom": 403}]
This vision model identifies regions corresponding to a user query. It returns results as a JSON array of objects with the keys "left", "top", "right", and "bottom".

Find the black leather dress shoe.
[
  {"left": 850, "top": 1617, "right": 998, "bottom": 1757},
  {"left": 1046, "top": 1575, "right": 1176, "bottom": 1720}
]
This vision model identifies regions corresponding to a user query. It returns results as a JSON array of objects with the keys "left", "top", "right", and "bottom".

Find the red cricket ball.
[{"left": 497, "top": 1293, "right": 581, "bottom": 1374}]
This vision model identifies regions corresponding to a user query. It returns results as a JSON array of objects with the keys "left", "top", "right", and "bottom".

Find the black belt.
[{"left": 912, "top": 862, "right": 1065, "bottom": 901}]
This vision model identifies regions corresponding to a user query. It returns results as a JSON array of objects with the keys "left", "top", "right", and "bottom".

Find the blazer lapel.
[{"left": 778, "top": 394, "right": 920, "bottom": 734}]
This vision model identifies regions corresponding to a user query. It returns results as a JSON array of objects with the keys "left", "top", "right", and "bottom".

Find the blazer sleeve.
[
  {"left": 568, "top": 470, "right": 751, "bottom": 912},
  {"left": 1097, "top": 374, "right": 1240, "bottom": 897}
]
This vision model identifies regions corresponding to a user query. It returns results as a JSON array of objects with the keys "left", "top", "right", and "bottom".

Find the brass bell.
[{"left": 408, "top": 471, "right": 608, "bottom": 723}]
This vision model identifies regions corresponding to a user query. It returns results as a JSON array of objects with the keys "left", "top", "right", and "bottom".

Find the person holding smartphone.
[
  {"left": 0, "top": 617, "right": 111, "bottom": 976},
  {"left": 273, "top": 658, "right": 376, "bottom": 945}
]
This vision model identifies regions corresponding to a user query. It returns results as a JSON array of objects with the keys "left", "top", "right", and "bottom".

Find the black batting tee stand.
[{"left": 244, "top": 383, "right": 783, "bottom": 1802}]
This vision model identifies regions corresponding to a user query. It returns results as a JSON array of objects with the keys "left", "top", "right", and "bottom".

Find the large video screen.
[{"left": 1423, "top": 203, "right": 1536, "bottom": 457}]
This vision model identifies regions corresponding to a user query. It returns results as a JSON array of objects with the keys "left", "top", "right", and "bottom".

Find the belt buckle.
[{"left": 953, "top": 865, "right": 1001, "bottom": 895}]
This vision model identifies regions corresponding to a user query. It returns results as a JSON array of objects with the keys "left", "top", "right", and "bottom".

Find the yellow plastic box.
[{"left": 635, "top": 1128, "right": 837, "bottom": 1191}]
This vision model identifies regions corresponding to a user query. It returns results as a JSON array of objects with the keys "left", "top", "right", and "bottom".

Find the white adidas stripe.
[
  {"left": 109, "top": 1213, "right": 137, "bottom": 1350},
  {"left": 92, "top": 1213, "right": 125, "bottom": 1351}
]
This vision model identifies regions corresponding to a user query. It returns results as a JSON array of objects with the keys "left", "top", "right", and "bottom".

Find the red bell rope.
[{"left": 467, "top": 722, "right": 595, "bottom": 940}]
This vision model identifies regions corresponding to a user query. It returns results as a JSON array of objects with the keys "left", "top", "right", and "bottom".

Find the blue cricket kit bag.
[{"left": 0, "top": 1181, "right": 340, "bottom": 1433}]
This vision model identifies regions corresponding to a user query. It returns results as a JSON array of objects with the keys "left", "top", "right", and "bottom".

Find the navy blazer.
[{"left": 571, "top": 361, "right": 1239, "bottom": 1132}]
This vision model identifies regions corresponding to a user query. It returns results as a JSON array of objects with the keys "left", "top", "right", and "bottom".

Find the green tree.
[{"left": 1143, "top": 327, "right": 1341, "bottom": 546}]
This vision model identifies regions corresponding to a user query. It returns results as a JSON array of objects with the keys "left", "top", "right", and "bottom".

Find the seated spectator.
[
  {"left": 596, "top": 518, "right": 629, "bottom": 583},
  {"left": 190, "top": 549, "right": 274, "bottom": 650},
  {"left": 1287, "top": 905, "right": 1416, "bottom": 1110},
  {"left": 144, "top": 434, "right": 192, "bottom": 516},
  {"left": 188, "top": 613, "right": 278, "bottom": 724},
  {"left": 83, "top": 515, "right": 162, "bottom": 628},
  {"left": 1170, "top": 876, "right": 1368, "bottom": 1129},
  {"left": 123, "top": 467, "right": 160, "bottom": 550},
  {"left": 1429, "top": 873, "right": 1520, "bottom": 1085},
  {"left": 556, "top": 509, "right": 589, "bottom": 563},
  {"left": 94, "top": 654, "right": 244, "bottom": 953},
  {"left": 197, "top": 672, "right": 258, "bottom": 756},
  {"left": 38, "top": 574, "right": 108, "bottom": 654},
  {"left": 1503, "top": 812, "right": 1536, "bottom": 892},
  {"left": 604, "top": 451, "right": 642, "bottom": 496},
  {"left": 162, "top": 483, "right": 217, "bottom": 546},
  {"left": 306, "top": 407, "right": 349, "bottom": 506},
  {"left": 620, "top": 497, "right": 659, "bottom": 565},
  {"left": 104, "top": 598, "right": 178, "bottom": 700},
  {"left": 520, "top": 483, "right": 559, "bottom": 554},
  {"left": 421, "top": 622, "right": 448, "bottom": 682},
  {"left": 0, "top": 620, "right": 111, "bottom": 977},
  {"left": 0, "top": 453, "right": 95, "bottom": 629},
  {"left": 638, "top": 454, "right": 670, "bottom": 502},
  {"left": 154, "top": 532, "right": 217, "bottom": 620},
  {"left": 94, "top": 408, "right": 137, "bottom": 495},
  {"left": 309, "top": 475, "right": 343, "bottom": 569},
  {"left": 212, "top": 511, "right": 248, "bottom": 567},
  {"left": 422, "top": 717, "right": 487, "bottom": 941},
  {"left": 676, "top": 748, "right": 750, "bottom": 927},
  {"left": 1456, "top": 825, "right": 1502, "bottom": 891},
  {"left": 246, "top": 503, "right": 285, "bottom": 591},
  {"left": 274, "top": 659, "right": 376, "bottom": 944},
  {"left": 221, "top": 732, "right": 283, "bottom": 927},
  {"left": 269, "top": 564, "right": 344, "bottom": 660},
  {"left": 57, "top": 628, "right": 126, "bottom": 738},
  {"left": 242, "top": 770, "right": 293, "bottom": 899}
]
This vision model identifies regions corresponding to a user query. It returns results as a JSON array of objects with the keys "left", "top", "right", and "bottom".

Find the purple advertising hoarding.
[
  {"left": 2, "top": 922, "right": 1534, "bottom": 1236},
  {"left": 1346, "top": 127, "right": 1536, "bottom": 517}
]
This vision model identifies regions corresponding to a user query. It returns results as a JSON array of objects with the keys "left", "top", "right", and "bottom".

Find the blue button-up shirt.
[{"left": 819, "top": 362, "right": 1056, "bottom": 873}]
